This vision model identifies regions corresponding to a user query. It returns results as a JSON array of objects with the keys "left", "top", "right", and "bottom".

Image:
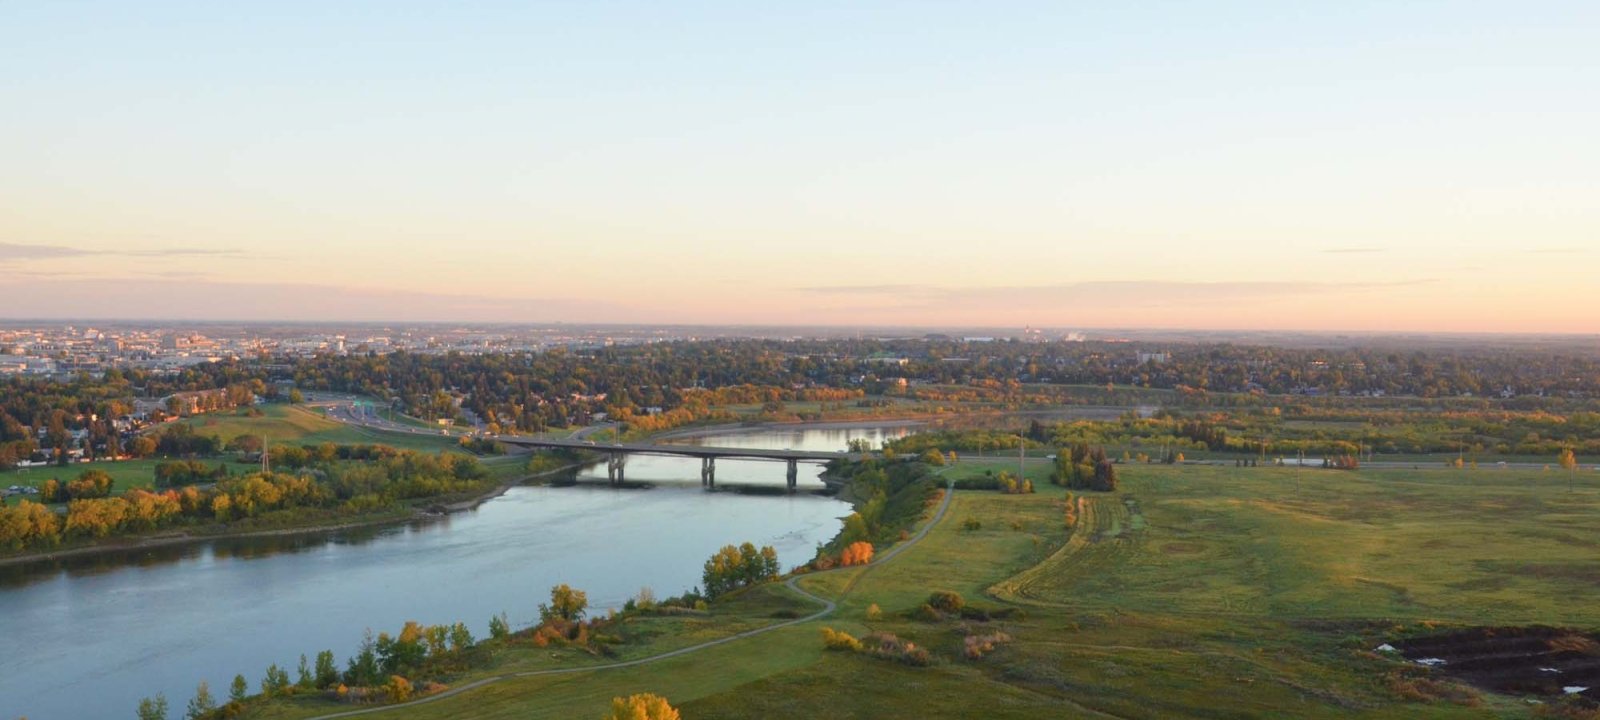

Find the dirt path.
[{"left": 303, "top": 479, "right": 956, "bottom": 719}]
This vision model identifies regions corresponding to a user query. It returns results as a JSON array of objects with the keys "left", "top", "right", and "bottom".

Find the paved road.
[{"left": 304, "top": 479, "right": 957, "bottom": 719}]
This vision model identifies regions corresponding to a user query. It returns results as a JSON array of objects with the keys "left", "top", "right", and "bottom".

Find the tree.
[
  {"left": 1560, "top": 448, "right": 1579, "bottom": 491},
  {"left": 296, "top": 654, "right": 315, "bottom": 690},
  {"left": 539, "top": 584, "right": 588, "bottom": 624},
  {"left": 603, "top": 693, "right": 681, "bottom": 720},
  {"left": 136, "top": 693, "right": 169, "bottom": 720},
  {"left": 289, "top": 389, "right": 305, "bottom": 404},
  {"left": 449, "top": 622, "right": 475, "bottom": 653},
  {"left": 314, "top": 650, "right": 340, "bottom": 689},
  {"left": 488, "top": 612, "right": 510, "bottom": 640},
  {"left": 186, "top": 681, "right": 216, "bottom": 720},
  {"left": 701, "top": 543, "right": 781, "bottom": 598},
  {"left": 261, "top": 663, "right": 290, "bottom": 697},
  {"left": 229, "top": 674, "right": 248, "bottom": 703},
  {"left": 345, "top": 630, "right": 381, "bottom": 686},
  {"left": 840, "top": 541, "right": 874, "bottom": 566}
]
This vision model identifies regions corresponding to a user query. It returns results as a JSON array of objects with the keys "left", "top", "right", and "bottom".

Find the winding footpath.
[{"left": 307, "top": 479, "right": 956, "bottom": 719}]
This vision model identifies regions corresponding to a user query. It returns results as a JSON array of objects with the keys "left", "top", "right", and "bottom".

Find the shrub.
[
  {"left": 604, "top": 693, "right": 680, "bottom": 720},
  {"left": 384, "top": 675, "right": 413, "bottom": 703},
  {"left": 865, "top": 603, "right": 883, "bottom": 621},
  {"left": 961, "top": 518, "right": 982, "bottom": 532},
  {"left": 821, "top": 627, "right": 864, "bottom": 652},
  {"left": 864, "top": 632, "right": 931, "bottom": 666},
  {"left": 963, "top": 632, "right": 1013, "bottom": 659},
  {"left": 927, "top": 590, "right": 965, "bottom": 613}
]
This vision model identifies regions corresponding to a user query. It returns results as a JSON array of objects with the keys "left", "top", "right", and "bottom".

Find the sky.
[{"left": 2, "top": 1, "right": 1597, "bottom": 332}]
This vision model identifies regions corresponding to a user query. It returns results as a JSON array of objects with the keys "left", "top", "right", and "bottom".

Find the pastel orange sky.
[{"left": 2, "top": 2, "right": 1597, "bottom": 332}]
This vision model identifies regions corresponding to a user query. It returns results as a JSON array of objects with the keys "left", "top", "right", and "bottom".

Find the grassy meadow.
[
  {"left": 230, "top": 461, "right": 1600, "bottom": 718},
  {"left": 182, "top": 404, "right": 463, "bottom": 453},
  {"left": 2, "top": 405, "right": 481, "bottom": 501}
]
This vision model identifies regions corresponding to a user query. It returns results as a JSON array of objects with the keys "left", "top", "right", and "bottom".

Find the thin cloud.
[
  {"left": 126, "top": 248, "right": 243, "bottom": 257},
  {"left": 0, "top": 278, "right": 630, "bottom": 323},
  {"left": 0, "top": 241, "right": 244, "bottom": 261},
  {"left": 0, "top": 242, "right": 91, "bottom": 260},
  {"left": 798, "top": 279, "right": 1433, "bottom": 307},
  {"left": 1528, "top": 246, "right": 1585, "bottom": 254},
  {"left": 1323, "top": 247, "right": 1384, "bottom": 254},
  {"left": 795, "top": 284, "right": 932, "bottom": 295}
]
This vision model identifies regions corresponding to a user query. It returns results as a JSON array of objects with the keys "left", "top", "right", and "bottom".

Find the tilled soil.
[{"left": 1396, "top": 626, "right": 1599, "bottom": 702}]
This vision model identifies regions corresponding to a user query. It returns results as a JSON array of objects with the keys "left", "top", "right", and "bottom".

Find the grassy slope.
[
  {"left": 2, "top": 405, "right": 477, "bottom": 500},
  {"left": 183, "top": 404, "right": 462, "bottom": 453},
  {"left": 240, "top": 462, "right": 1597, "bottom": 719}
]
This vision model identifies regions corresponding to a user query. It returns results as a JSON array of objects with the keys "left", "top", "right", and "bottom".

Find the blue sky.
[{"left": 2, "top": 1, "right": 1597, "bottom": 330}]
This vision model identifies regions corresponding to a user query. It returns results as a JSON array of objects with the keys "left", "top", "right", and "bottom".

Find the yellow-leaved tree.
[{"left": 603, "top": 693, "right": 680, "bottom": 720}]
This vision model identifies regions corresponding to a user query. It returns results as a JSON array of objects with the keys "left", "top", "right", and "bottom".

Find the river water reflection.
[{"left": 0, "top": 425, "right": 887, "bottom": 720}]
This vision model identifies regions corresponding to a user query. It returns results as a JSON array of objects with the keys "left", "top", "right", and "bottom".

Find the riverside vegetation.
[{"left": 139, "top": 428, "right": 1600, "bottom": 719}]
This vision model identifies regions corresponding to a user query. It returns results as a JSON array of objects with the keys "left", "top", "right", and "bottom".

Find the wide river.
[{"left": 0, "top": 423, "right": 912, "bottom": 720}]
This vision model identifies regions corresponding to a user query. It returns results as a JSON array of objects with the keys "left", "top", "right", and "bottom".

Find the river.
[{"left": 0, "top": 424, "right": 904, "bottom": 720}]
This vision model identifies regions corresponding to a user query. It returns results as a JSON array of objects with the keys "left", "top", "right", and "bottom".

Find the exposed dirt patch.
[{"left": 1395, "top": 626, "right": 1600, "bottom": 703}]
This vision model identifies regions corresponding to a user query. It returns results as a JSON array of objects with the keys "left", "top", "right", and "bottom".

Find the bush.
[
  {"left": 864, "top": 632, "right": 932, "bottom": 666},
  {"left": 820, "top": 627, "right": 863, "bottom": 652},
  {"left": 865, "top": 603, "right": 883, "bottom": 621},
  {"left": 961, "top": 518, "right": 982, "bottom": 532},
  {"left": 927, "top": 591, "right": 965, "bottom": 613},
  {"left": 605, "top": 693, "right": 681, "bottom": 720},
  {"left": 963, "top": 632, "right": 1013, "bottom": 659}
]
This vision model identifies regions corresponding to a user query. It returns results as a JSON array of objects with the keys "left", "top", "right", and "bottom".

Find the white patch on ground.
[
  {"left": 1374, "top": 644, "right": 1397, "bottom": 653},
  {"left": 1563, "top": 687, "right": 1589, "bottom": 695},
  {"left": 1415, "top": 658, "right": 1447, "bottom": 666}
]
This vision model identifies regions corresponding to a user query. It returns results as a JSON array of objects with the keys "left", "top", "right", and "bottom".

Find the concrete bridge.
[{"left": 497, "top": 436, "right": 860, "bottom": 491}]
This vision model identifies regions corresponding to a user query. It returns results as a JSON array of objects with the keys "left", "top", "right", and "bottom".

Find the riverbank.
[
  {"left": 647, "top": 417, "right": 932, "bottom": 442},
  {"left": 0, "top": 461, "right": 585, "bottom": 569},
  {"left": 643, "top": 405, "right": 1139, "bottom": 444}
]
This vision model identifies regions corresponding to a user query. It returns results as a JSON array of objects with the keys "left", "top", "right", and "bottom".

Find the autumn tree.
[
  {"left": 839, "top": 541, "right": 874, "bottom": 566},
  {"left": 539, "top": 584, "right": 589, "bottom": 624},
  {"left": 701, "top": 543, "right": 781, "bottom": 598},
  {"left": 603, "top": 693, "right": 680, "bottom": 720}
]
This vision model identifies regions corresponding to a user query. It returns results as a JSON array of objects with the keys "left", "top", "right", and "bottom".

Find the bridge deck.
[{"left": 498, "top": 437, "right": 857, "bottom": 462}]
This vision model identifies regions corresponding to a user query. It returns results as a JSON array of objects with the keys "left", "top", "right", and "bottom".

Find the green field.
[
  {"left": 2, "top": 405, "right": 479, "bottom": 499},
  {"left": 4, "top": 458, "right": 169, "bottom": 496},
  {"left": 231, "top": 462, "right": 1600, "bottom": 719},
  {"left": 183, "top": 404, "right": 463, "bottom": 453}
]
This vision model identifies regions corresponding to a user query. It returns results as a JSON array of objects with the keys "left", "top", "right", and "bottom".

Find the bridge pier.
[
  {"left": 607, "top": 452, "right": 626, "bottom": 485},
  {"left": 701, "top": 456, "right": 716, "bottom": 489},
  {"left": 786, "top": 458, "right": 798, "bottom": 493}
]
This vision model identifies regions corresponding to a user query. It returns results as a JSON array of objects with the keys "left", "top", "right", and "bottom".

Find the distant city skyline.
[{"left": 3, "top": 2, "right": 1597, "bottom": 332}]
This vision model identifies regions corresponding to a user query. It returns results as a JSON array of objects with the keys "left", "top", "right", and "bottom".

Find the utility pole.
[
  {"left": 261, "top": 434, "right": 269, "bottom": 474},
  {"left": 1018, "top": 436, "right": 1026, "bottom": 481}
]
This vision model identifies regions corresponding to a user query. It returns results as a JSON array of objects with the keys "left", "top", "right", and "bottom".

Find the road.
[{"left": 303, "top": 478, "right": 956, "bottom": 719}]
